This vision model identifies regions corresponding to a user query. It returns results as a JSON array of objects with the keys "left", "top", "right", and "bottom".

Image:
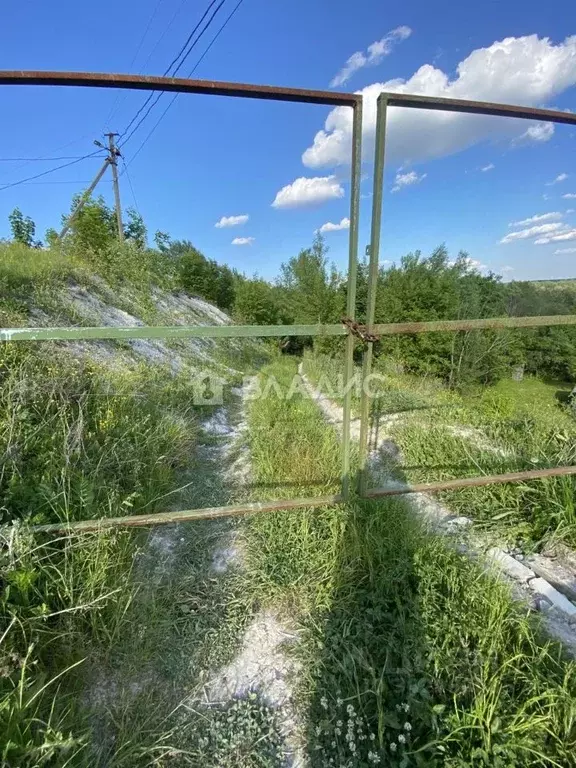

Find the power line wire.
[
  {"left": 0, "top": 155, "right": 106, "bottom": 162},
  {"left": 0, "top": 151, "right": 105, "bottom": 192},
  {"left": 163, "top": 0, "right": 222, "bottom": 76},
  {"left": 103, "top": 0, "right": 167, "bottom": 130},
  {"left": 12, "top": 179, "right": 113, "bottom": 185},
  {"left": 121, "top": 158, "right": 141, "bottom": 215},
  {"left": 119, "top": 0, "right": 222, "bottom": 141},
  {"left": 122, "top": 0, "right": 244, "bottom": 168},
  {"left": 138, "top": 0, "right": 190, "bottom": 73}
]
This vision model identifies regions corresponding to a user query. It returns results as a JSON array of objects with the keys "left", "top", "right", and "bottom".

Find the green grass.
[
  {"left": 241, "top": 357, "right": 576, "bottom": 767},
  {"left": 303, "top": 353, "right": 576, "bottom": 549},
  {"left": 0, "top": 332, "right": 247, "bottom": 764}
]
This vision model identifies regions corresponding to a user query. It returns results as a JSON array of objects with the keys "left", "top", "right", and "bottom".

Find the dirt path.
[
  {"left": 298, "top": 364, "right": 576, "bottom": 655},
  {"left": 86, "top": 376, "right": 306, "bottom": 765}
]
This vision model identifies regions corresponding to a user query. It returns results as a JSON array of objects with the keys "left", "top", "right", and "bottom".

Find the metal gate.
[{"left": 0, "top": 71, "right": 575, "bottom": 534}]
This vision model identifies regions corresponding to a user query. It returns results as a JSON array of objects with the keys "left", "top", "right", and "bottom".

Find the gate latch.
[{"left": 341, "top": 317, "right": 380, "bottom": 343}]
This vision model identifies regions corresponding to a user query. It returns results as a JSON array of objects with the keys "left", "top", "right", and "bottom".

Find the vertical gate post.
[
  {"left": 358, "top": 94, "right": 388, "bottom": 495},
  {"left": 341, "top": 100, "right": 363, "bottom": 499}
]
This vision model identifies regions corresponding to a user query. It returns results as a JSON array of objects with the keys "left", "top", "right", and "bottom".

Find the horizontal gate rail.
[
  {"left": 384, "top": 93, "right": 576, "bottom": 125},
  {"left": 0, "top": 324, "right": 347, "bottom": 341},
  {"left": 28, "top": 495, "right": 344, "bottom": 534},
  {"left": 365, "top": 466, "right": 576, "bottom": 499},
  {"left": 2, "top": 314, "right": 576, "bottom": 342},
  {"left": 0, "top": 70, "right": 360, "bottom": 107}
]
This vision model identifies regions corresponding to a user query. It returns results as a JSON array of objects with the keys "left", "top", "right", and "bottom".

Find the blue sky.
[{"left": 0, "top": 0, "right": 575, "bottom": 281}]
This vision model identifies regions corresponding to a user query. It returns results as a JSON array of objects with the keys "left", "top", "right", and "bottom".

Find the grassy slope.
[
  {"left": 242, "top": 357, "right": 576, "bottom": 767},
  {"left": 0, "top": 241, "right": 256, "bottom": 765},
  {"left": 303, "top": 353, "right": 576, "bottom": 550}
]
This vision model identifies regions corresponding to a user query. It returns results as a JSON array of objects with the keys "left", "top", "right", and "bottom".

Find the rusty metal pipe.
[
  {"left": 26, "top": 494, "right": 344, "bottom": 535},
  {"left": 364, "top": 466, "right": 576, "bottom": 499},
  {"left": 0, "top": 71, "right": 360, "bottom": 107},
  {"left": 382, "top": 92, "right": 576, "bottom": 126}
]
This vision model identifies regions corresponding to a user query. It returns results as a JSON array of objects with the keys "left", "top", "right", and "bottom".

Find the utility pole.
[
  {"left": 59, "top": 133, "right": 126, "bottom": 242},
  {"left": 105, "top": 133, "right": 124, "bottom": 242}
]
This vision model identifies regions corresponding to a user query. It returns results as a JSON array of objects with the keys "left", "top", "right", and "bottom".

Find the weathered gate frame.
[
  {"left": 0, "top": 72, "right": 575, "bottom": 533},
  {"left": 357, "top": 92, "right": 576, "bottom": 497}
]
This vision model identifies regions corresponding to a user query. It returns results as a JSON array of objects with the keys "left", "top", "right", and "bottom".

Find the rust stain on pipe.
[
  {"left": 25, "top": 494, "right": 344, "bottom": 535},
  {"left": 364, "top": 466, "right": 576, "bottom": 498},
  {"left": 0, "top": 71, "right": 360, "bottom": 107}
]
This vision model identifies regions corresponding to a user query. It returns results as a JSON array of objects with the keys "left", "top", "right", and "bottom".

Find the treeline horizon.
[{"left": 5, "top": 197, "right": 576, "bottom": 388}]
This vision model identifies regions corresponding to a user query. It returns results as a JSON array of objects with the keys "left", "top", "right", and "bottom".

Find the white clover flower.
[
  {"left": 337, "top": 720, "right": 343, "bottom": 727},
  {"left": 402, "top": 702, "right": 410, "bottom": 712},
  {"left": 398, "top": 733, "right": 406, "bottom": 744},
  {"left": 331, "top": 741, "right": 336, "bottom": 748},
  {"left": 335, "top": 728, "right": 341, "bottom": 736},
  {"left": 347, "top": 704, "right": 355, "bottom": 716},
  {"left": 369, "top": 732, "right": 376, "bottom": 740},
  {"left": 404, "top": 722, "right": 412, "bottom": 731},
  {"left": 368, "top": 751, "right": 381, "bottom": 764},
  {"left": 320, "top": 696, "right": 328, "bottom": 710},
  {"left": 337, "top": 697, "right": 343, "bottom": 707},
  {"left": 390, "top": 742, "right": 397, "bottom": 752}
]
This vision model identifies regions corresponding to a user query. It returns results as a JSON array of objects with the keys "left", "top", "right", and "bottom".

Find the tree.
[
  {"left": 234, "top": 278, "right": 279, "bottom": 325},
  {"left": 178, "top": 246, "right": 213, "bottom": 298},
  {"left": 45, "top": 228, "right": 59, "bottom": 248},
  {"left": 154, "top": 230, "right": 171, "bottom": 251},
  {"left": 124, "top": 208, "right": 147, "bottom": 249},
  {"left": 176, "top": 245, "right": 236, "bottom": 309},
  {"left": 375, "top": 246, "right": 519, "bottom": 386},
  {"left": 64, "top": 195, "right": 116, "bottom": 251},
  {"left": 280, "top": 234, "right": 343, "bottom": 324},
  {"left": 215, "top": 264, "right": 235, "bottom": 310},
  {"left": 9, "top": 208, "right": 37, "bottom": 247}
]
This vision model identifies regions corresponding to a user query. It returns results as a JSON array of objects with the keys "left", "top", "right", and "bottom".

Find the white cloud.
[
  {"left": 500, "top": 222, "right": 567, "bottom": 244},
  {"left": 480, "top": 163, "right": 495, "bottom": 171},
  {"left": 566, "top": 208, "right": 575, "bottom": 213},
  {"left": 535, "top": 228, "right": 576, "bottom": 245},
  {"left": 563, "top": 193, "right": 576, "bottom": 199},
  {"left": 500, "top": 265, "right": 514, "bottom": 272},
  {"left": 330, "top": 26, "right": 412, "bottom": 87},
  {"left": 546, "top": 172, "right": 569, "bottom": 185},
  {"left": 215, "top": 214, "right": 249, "bottom": 228},
  {"left": 517, "top": 122, "right": 554, "bottom": 143},
  {"left": 303, "top": 35, "right": 576, "bottom": 169},
  {"left": 272, "top": 176, "right": 344, "bottom": 209},
  {"left": 463, "top": 257, "right": 487, "bottom": 271},
  {"left": 391, "top": 170, "right": 427, "bottom": 192},
  {"left": 231, "top": 237, "right": 254, "bottom": 245},
  {"left": 317, "top": 217, "right": 350, "bottom": 233},
  {"left": 510, "top": 212, "right": 563, "bottom": 227},
  {"left": 555, "top": 247, "right": 576, "bottom": 253}
]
